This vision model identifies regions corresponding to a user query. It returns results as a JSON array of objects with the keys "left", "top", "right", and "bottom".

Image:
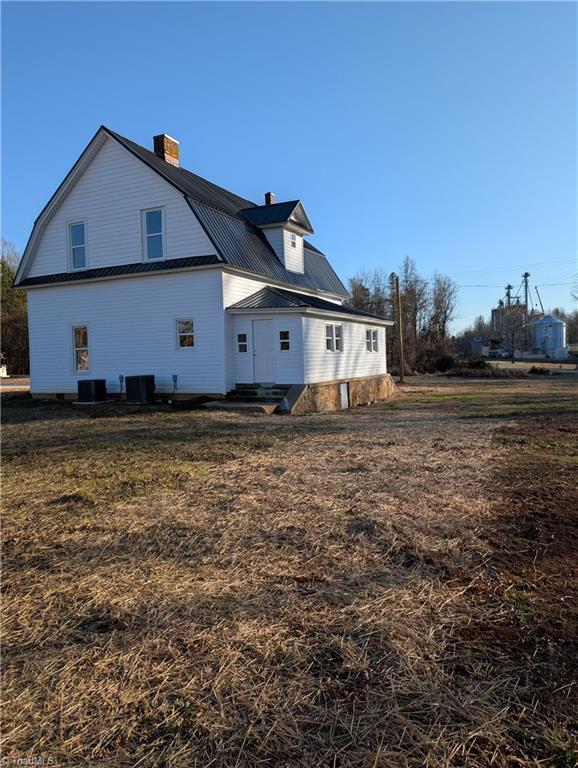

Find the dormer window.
[
  {"left": 68, "top": 222, "right": 87, "bottom": 270},
  {"left": 290, "top": 233, "right": 297, "bottom": 248},
  {"left": 142, "top": 208, "right": 164, "bottom": 261}
]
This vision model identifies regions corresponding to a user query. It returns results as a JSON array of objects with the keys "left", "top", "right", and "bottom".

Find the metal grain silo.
[{"left": 529, "top": 315, "right": 567, "bottom": 358}]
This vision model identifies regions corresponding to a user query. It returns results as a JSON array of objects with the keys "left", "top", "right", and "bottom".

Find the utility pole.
[
  {"left": 522, "top": 272, "right": 530, "bottom": 312},
  {"left": 391, "top": 273, "right": 405, "bottom": 383},
  {"left": 522, "top": 272, "right": 530, "bottom": 350}
]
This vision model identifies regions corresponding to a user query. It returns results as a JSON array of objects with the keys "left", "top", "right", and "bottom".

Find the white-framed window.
[
  {"left": 290, "top": 233, "right": 297, "bottom": 248},
  {"left": 68, "top": 221, "right": 87, "bottom": 270},
  {"left": 335, "top": 324, "right": 343, "bottom": 352},
  {"left": 142, "top": 208, "right": 165, "bottom": 261},
  {"left": 176, "top": 319, "right": 194, "bottom": 348},
  {"left": 237, "top": 333, "right": 248, "bottom": 353},
  {"left": 366, "top": 328, "right": 379, "bottom": 352},
  {"left": 326, "top": 323, "right": 343, "bottom": 352},
  {"left": 73, "top": 325, "right": 89, "bottom": 371},
  {"left": 279, "top": 330, "right": 290, "bottom": 351}
]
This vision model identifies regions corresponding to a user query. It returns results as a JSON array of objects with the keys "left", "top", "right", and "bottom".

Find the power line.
[
  {"left": 446, "top": 259, "right": 575, "bottom": 277},
  {"left": 535, "top": 281, "right": 576, "bottom": 287}
]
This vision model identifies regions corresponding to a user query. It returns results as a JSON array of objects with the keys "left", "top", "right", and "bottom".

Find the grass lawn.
[{"left": 2, "top": 379, "right": 577, "bottom": 767}]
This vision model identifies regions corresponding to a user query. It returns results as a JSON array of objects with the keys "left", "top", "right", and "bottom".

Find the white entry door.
[{"left": 253, "top": 319, "right": 276, "bottom": 383}]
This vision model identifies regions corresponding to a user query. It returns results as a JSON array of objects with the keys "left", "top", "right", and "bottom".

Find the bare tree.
[
  {"left": 1, "top": 237, "right": 21, "bottom": 269},
  {"left": 1, "top": 238, "right": 29, "bottom": 374},
  {"left": 399, "top": 256, "right": 429, "bottom": 369},
  {"left": 424, "top": 273, "right": 458, "bottom": 346},
  {"left": 348, "top": 268, "right": 393, "bottom": 317}
]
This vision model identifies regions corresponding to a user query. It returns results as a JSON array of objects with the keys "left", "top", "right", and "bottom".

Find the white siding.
[
  {"left": 283, "top": 230, "right": 304, "bottom": 273},
  {"left": 27, "top": 270, "right": 227, "bottom": 395},
  {"left": 302, "top": 317, "right": 387, "bottom": 384},
  {"left": 232, "top": 315, "right": 304, "bottom": 385},
  {"left": 262, "top": 227, "right": 304, "bottom": 273},
  {"left": 222, "top": 272, "right": 266, "bottom": 390},
  {"left": 263, "top": 228, "right": 284, "bottom": 262},
  {"left": 26, "top": 136, "right": 215, "bottom": 278},
  {"left": 222, "top": 271, "right": 268, "bottom": 308}
]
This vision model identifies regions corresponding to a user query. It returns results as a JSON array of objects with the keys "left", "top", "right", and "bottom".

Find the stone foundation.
[{"left": 291, "top": 374, "right": 396, "bottom": 415}]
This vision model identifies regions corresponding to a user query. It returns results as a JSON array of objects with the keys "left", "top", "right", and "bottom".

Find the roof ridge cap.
[{"left": 238, "top": 199, "right": 300, "bottom": 212}]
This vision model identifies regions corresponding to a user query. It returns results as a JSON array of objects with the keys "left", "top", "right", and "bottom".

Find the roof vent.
[
  {"left": 264, "top": 192, "right": 276, "bottom": 206},
  {"left": 153, "top": 134, "right": 180, "bottom": 167}
]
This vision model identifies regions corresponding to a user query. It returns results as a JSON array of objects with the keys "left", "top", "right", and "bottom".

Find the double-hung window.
[
  {"left": 69, "top": 222, "right": 87, "bottom": 270},
  {"left": 290, "top": 233, "right": 297, "bottom": 248},
  {"left": 176, "top": 319, "right": 194, "bottom": 347},
  {"left": 142, "top": 208, "right": 164, "bottom": 261},
  {"left": 325, "top": 324, "right": 343, "bottom": 352},
  {"left": 279, "top": 330, "right": 290, "bottom": 351},
  {"left": 366, "top": 328, "right": 378, "bottom": 352},
  {"left": 73, "top": 325, "right": 89, "bottom": 371}
]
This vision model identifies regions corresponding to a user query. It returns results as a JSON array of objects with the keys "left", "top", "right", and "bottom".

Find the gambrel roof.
[
  {"left": 15, "top": 126, "right": 347, "bottom": 297},
  {"left": 15, "top": 126, "right": 347, "bottom": 296}
]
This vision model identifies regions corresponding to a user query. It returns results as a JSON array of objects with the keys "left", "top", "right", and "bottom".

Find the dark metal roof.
[
  {"left": 17, "top": 255, "right": 221, "bottom": 288},
  {"left": 239, "top": 200, "right": 299, "bottom": 227},
  {"left": 303, "top": 241, "right": 323, "bottom": 255},
  {"left": 189, "top": 201, "right": 348, "bottom": 296},
  {"left": 239, "top": 201, "right": 313, "bottom": 233},
  {"left": 16, "top": 126, "right": 348, "bottom": 297},
  {"left": 105, "top": 128, "right": 255, "bottom": 217},
  {"left": 105, "top": 128, "right": 346, "bottom": 296},
  {"left": 228, "top": 286, "right": 392, "bottom": 322}
]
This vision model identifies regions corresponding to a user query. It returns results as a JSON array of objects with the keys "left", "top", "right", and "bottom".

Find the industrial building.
[
  {"left": 471, "top": 273, "right": 569, "bottom": 360},
  {"left": 528, "top": 315, "right": 567, "bottom": 359}
]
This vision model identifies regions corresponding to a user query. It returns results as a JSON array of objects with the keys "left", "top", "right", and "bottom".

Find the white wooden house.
[{"left": 15, "top": 127, "right": 394, "bottom": 411}]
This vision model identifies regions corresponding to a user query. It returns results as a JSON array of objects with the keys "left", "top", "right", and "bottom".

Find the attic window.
[
  {"left": 69, "top": 222, "right": 87, "bottom": 270},
  {"left": 142, "top": 208, "right": 164, "bottom": 261}
]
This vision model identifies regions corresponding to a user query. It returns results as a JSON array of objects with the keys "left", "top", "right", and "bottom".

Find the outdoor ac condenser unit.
[
  {"left": 125, "top": 375, "right": 155, "bottom": 403},
  {"left": 77, "top": 379, "right": 107, "bottom": 403}
]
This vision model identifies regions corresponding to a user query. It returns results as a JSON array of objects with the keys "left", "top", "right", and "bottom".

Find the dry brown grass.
[{"left": 2, "top": 379, "right": 577, "bottom": 767}]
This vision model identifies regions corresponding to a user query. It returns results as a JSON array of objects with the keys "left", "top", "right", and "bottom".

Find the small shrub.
[
  {"left": 529, "top": 366, "right": 551, "bottom": 376},
  {"left": 462, "top": 358, "right": 488, "bottom": 370},
  {"left": 433, "top": 354, "right": 458, "bottom": 372}
]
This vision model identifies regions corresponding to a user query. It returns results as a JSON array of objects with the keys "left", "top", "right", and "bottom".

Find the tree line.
[
  {"left": 1, "top": 238, "right": 29, "bottom": 375},
  {"left": 348, "top": 256, "right": 458, "bottom": 372}
]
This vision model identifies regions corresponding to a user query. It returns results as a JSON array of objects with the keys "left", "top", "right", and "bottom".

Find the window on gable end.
[
  {"left": 69, "top": 222, "right": 87, "bottom": 270},
  {"left": 142, "top": 208, "right": 164, "bottom": 261}
]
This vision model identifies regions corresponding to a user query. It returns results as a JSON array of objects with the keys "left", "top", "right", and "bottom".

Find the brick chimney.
[
  {"left": 153, "top": 134, "right": 180, "bottom": 167},
  {"left": 264, "top": 191, "right": 276, "bottom": 206}
]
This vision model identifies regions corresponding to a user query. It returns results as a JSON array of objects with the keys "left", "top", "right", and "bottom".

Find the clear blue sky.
[{"left": 2, "top": 1, "right": 576, "bottom": 329}]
